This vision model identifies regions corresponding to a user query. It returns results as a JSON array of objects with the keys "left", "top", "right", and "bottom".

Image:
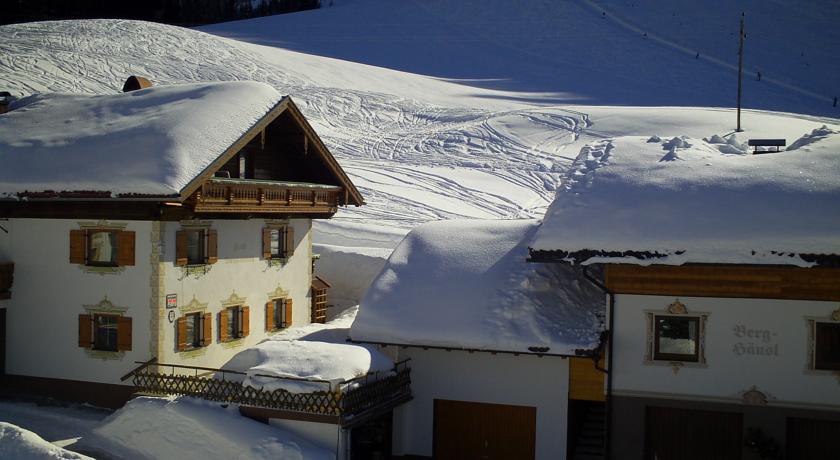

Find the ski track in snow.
[{"left": 0, "top": 19, "right": 589, "bottom": 231}]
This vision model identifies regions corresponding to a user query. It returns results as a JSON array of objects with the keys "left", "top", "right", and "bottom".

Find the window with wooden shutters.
[
  {"left": 201, "top": 312, "right": 212, "bottom": 346},
  {"left": 220, "top": 306, "right": 248, "bottom": 341},
  {"left": 176, "top": 228, "right": 218, "bottom": 266},
  {"left": 264, "top": 226, "right": 293, "bottom": 260},
  {"left": 815, "top": 322, "right": 840, "bottom": 371},
  {"left": 178, "top": 312, "right": 206, "bottom": 351},
  {"left": 78, "top": 313, "right": 132, "bottom": 352},
  {"left": 266, "top": 299, "right": 291, "bottom": 331},
  {"left": 69, "top": 229, "right": 135, "bottom": 267}
]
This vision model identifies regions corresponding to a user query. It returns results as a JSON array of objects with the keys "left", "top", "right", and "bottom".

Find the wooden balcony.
[
  {"left": 124, "top": 359, "right": 412, "bottom": 428},
  {"left": 192, "top": 178, "right": 342, "bottom": 214},
  {"left": 0, "top": 262, "right": 12, "bottom": 300}
]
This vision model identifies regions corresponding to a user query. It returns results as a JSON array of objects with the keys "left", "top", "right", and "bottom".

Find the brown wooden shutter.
[
  {"left": 265, "top": 302, "right": 274, "bottom": 332},
  {"left": 284, "top": 299, "right": 293, "bottom": 327},
  {"left": 242, "top": 306, "right": 250, "bottom": 337},
  {"left": 70, "top": 230, "right": 87, "bottom": 264},
  {"left": 117, "top": 231, "right": 136, "bottom": 267},
  {"left": 262, "top": 228, "right": 272, "bottom": 260},
  {"left": 117, "top": 316, "right": 132, "bottom": 351},
  {"left": 219, "top": 310, "right": 229, "bottom": 342},
  {"left": 177, "top": 316, "right": 188, "bottom": 352},
  {"left": 283, "top": 226, "right": 295, "bottom": 258},
  {"left": 207, "top": 229, "right": 218, "bottom": 264},
  {"left": 175, "top": 230, "right": 188, "bottom": 266},
  {"left": 78, "top": 314, "right": 93, "bottom": 348},
  {"left": 201, "top": 312, "right": 212, "bottom": 346}
]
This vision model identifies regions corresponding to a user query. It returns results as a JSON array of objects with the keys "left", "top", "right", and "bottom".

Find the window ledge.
[
  {"left": 80, "top": 265, "right": 126, "bottom": 276},
  {"left": 220, "top": 337, "right": 247, "bottom": 349},
  {"left": 643, "top": 360, "right": 708, "bottom": 375},
  {"left": 179, "top": 347, "right": 208, "bottom": 359},
  {"left": 85, "top": 349, "right": 125, "bottom": 361},
  {"left": 180, "top": 264, "right": 212, "bottom": 278},
  {"left": 266, "top": 258, "right": 288, "bottom": 267}
]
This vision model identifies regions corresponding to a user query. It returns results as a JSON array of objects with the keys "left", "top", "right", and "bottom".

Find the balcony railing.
[
  {"left": 124, "top": 358, "right": 411, "bottom": 428},
  {"left": 0, "top": 262, "right": 13, "bottom": 300},
  {"left": 193, "top": 178, "right": 342, "bottom": 214}
]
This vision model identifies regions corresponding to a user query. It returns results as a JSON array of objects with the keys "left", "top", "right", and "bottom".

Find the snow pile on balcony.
[
  {"left": 531, "top": 129, "right": 840, "bottom": 266},
  {"left": 0, "top": 422, "right": 93, "bottom": 460},
  {"left": 350, "top": 219, "right": 605, "bottom": 354},
  {"left": 0, "top": 81, "right": 282, "bottom": 196},
  {"left": 222, "top": 338, "right": 394, "bottom": 393},
  {"left": 93, "top": 396, "right": 331, "bottom": 460}
]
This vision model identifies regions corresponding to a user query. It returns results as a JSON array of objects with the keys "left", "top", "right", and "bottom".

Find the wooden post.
[{"left": 736, "top": 12, "right": 745, "bottom": 132}]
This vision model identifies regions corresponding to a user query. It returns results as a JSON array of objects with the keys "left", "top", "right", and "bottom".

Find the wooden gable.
[{"left": 180, "top": 97, "right": 363, "bottom": 211}]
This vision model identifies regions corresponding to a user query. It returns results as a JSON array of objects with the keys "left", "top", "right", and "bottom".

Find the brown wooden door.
[
  {"left": 786, "top": 417, "right": 840, "bottom": 460},
  {"left": 434, "top": 399, "right": 536, "bottom": 460},
  {"left": 645, "top": 406, "right": 742, "bottom": 460}
]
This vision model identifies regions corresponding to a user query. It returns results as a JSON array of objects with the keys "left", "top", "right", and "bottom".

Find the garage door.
[
  {"left": 645, "top": 406, "right": 742, "bottom": 460},
  {"left": 434, "top": 399, "right": 536, "bottom": 460},
  {"left": 786, "top": 417, "right": 840, "bottom": 460}
]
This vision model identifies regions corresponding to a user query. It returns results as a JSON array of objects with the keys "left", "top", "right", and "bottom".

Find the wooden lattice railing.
[
  {"left": 126, "top": 359, "right": 411, "bottom": 422},
  {"left": 193, "top": 178, "right": 341, "bottom": 214}
]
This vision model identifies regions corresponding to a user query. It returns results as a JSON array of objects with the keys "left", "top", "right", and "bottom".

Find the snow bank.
[
  {"left": 531, "top": 129, "right": 840, "bottom": 266},
  {"left": 93, "top": 396, "right": 331, "bottom": 460},
  {"left": 351, "top": 219, "right": 605, "bottom": 354},
  {"left": 0, "top": 422, "right": 92, "bottom": 460},
  {"left": 313, "top": 243, "right": 391, "bottom": 315},
  {"left": 221, "top": 340, "right": 394, "bottom": 393},
  {"left": 0, "top": 81, "right": 282, "bottom": 196}
]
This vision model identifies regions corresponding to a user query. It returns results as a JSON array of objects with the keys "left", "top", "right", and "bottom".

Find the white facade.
[
  {"left": 390, "top": 347, "right": 569, "bottom": 460},
  {"left": 612, "top": 294, "right": 840, "bottom": 410},
  {"left": 1, "top": 216, "right": 314, "bottom": 386}
]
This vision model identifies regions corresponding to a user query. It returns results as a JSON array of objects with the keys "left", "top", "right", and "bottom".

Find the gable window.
[
  {"left": 814, "top": 322, "right": 840, "bottom": 371},
  {"left": 176, "top": 228, "right": 218, "bottom": 266},
  {"left": 266, "top": 298, "right": 292, "bottom": 332},
  {"left": 653, "top": 315, "right": 700, "bottom": 362},
  {"left": 70, "top": 228, "right": 135, "bottom": 267},
  {"left": 262, "top": 226, "right": 295, "bottom": 260},
  {"left": 177, "top": 312, "right": 211, "bottom": 351},
  {"left": 78, "top": 313, "right": 132, "bottom": 352},
  {"left": 220, "top": 306, "right": 249, "bottom": 342}
]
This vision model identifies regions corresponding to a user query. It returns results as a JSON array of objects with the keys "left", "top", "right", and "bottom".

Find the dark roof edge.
[
  {"left": 528, "top": 248, "right": 840, "bottom": 268},
  {"left": 346, "top": 338, "right": 598, "bottom": 358}
]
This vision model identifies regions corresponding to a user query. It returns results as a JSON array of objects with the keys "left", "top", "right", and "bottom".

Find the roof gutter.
[
  {"left": 346, "top": 338, "right": 595, "bottom": 359},
  {"left": 582, "top": 265, "right": 615, "bottom": 460}
]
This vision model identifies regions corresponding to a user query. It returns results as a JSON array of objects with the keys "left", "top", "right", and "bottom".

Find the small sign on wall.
[{"left": 166, "top": 294, "right": 177, "bottom": 309}]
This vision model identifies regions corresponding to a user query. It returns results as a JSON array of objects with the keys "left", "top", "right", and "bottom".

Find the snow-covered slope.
[
  {"left": 0, "top": 422, "right": 93, "bottom": 460},
  {"left": 202, "top": 0, "right": 840, "bottom": 117},
  {"left": 1, "top": 2, "right": 838, "bottom": 244}
]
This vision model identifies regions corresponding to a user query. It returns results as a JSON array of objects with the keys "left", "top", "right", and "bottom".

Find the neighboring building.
[
  {"left": 0, "top": 78, "right": 363, "bottom": 407},
  {"left": 350, "top": 219, "right": 606, "bottom": 460},
  {"left": 529, "top": 134, "right": 840, "bottom": 459}
]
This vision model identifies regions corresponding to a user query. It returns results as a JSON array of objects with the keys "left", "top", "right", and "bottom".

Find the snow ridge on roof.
[
  {"left": 0, "top": 81, "right": 283, "bottom": 196},
  {"left": 350, "top": 219, "right": 604, "bottom": 355},
  {"left": 531, "top": 128, "right": 840, "bottom": 266}
]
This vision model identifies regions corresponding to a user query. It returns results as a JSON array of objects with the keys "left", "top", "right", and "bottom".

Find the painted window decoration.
[
  {"left": 177, "top": 311, "right": 212, "bottom": 351},
  {"left": 220, "top": 305, "right": 249, "bottom": 342},
  {"left": 262, "top": 225, "right": 295, "bottom": 260},
  {"left": 814, "top": 322, "right": 840, "bottom": 371},
  {"left": 646, "top": 300, "right": 707, "bottom": 367},
  {"left": 69, "top": 228, "right": 135, "bottom": 267},
  {"left": 175, "top": 227, "right": 218, "bottom": 266},
  {"left": 654, "top": 316, "right": 700, "bottom": 362},
  {"left": 78, "top": 313, "right": 132, "bottom": 352},
  {"left": 266, "top": 298, "right": 293, "bottom": 331}
]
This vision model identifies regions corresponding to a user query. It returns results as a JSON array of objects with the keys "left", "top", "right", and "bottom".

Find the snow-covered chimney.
[{"left": 122, "top": 76, "right": 153, "bottom": 93}]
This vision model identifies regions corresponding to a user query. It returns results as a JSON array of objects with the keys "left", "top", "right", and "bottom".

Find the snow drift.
[{"left": 0, "top": 422, "right": 93, "bottom": 460}]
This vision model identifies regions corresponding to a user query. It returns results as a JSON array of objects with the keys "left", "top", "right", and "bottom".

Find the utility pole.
[{"left": 736, "top": 12, "right": 745, "bottom": 132}]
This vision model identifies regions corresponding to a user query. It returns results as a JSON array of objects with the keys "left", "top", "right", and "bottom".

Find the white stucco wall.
[
  {"left": 268, "top": 419, "right": 344, "bottom": 459},
  {"left": 613, "top": 294, "right": 840, "bottom": 409},
  {"left": 3, "top": 218, "right": 152, "bottom": 385},
  {"left": 392, "top": 347, "right": 569, "bottom": 460},
  {"left": 158, "top": 218, "right": 313, "bottom": 369}
]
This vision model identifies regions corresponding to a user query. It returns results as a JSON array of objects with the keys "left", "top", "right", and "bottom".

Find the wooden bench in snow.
[{"left": 748, "top": 138, "right": 786, "bottom": 154}]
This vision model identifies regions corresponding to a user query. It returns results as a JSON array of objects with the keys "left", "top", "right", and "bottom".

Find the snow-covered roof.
[
  {"left": 350, "top": 219, "right": 605, "bottom": 355},
  {"left": 0, "top": 81, "right": 283, "bottom": 196},
  {"left": 530, "top": 127, "right": 840, "bottom": 266}
]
